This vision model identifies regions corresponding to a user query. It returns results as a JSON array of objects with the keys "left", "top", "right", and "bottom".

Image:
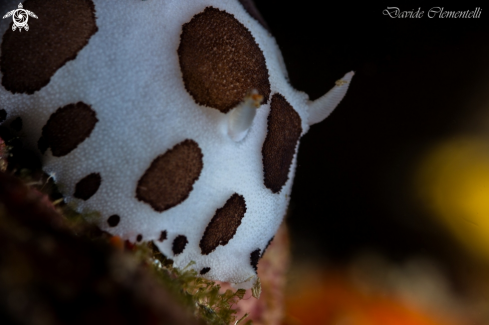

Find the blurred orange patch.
[{"left": 285, "top": 270, "right": 465, "bottom": 325}]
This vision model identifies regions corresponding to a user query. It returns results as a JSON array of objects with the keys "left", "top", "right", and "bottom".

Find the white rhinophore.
[{"left": 307, "top": 71, "right": 354, "bottom": 125}]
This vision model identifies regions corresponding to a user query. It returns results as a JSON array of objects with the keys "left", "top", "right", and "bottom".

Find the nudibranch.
[{"left": 0, "top": 0, "right": 353, "bottom": 287}]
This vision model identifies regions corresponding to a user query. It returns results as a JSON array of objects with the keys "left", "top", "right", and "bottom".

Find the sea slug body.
[{"left": 0, "top": 0, "right": 352, "bottom": 287}]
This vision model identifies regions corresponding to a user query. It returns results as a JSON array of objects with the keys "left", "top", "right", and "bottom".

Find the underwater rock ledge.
[{"left": 0, "top": 171, "right": 204, "bottom": 325}]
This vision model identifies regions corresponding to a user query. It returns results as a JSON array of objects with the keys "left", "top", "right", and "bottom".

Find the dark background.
[{"left": 254, "top": 0, "right": 489, "bottom": 278}]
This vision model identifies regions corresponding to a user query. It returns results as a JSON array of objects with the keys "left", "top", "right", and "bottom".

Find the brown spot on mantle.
[
  {"left": 262, "top": 93, "right": 302, "bottom": 193},
  {"left": 200, "top": 193, "right": 247, "bottom": 255},
  {"left": 74, "top": 173, "right": 101, "bottom": 201},
  {"left": 178, "top": 7, "right": 270, "bottom": 113},
  {"left": 40, "top": 102, "right": 98, "bottom": 157},
  {"left": 1, "top": 0, "right": 98, "bottom": 94},
  {"left": 136, "top": 139, "right": 203, "bottom": 212}
]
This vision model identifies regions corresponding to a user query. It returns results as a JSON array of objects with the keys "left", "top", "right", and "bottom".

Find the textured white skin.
[{"left": 0, "top": 0, "right": 352, "bottom": 286}]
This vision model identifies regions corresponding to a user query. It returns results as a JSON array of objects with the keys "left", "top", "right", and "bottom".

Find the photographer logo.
[{"left": 3, "top": 3, "right": 38, "bottom": 32}]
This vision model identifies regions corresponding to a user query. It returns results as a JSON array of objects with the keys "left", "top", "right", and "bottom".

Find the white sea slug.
[{"left": 0, "top": 0, "right": 353, "bottom": 287}]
